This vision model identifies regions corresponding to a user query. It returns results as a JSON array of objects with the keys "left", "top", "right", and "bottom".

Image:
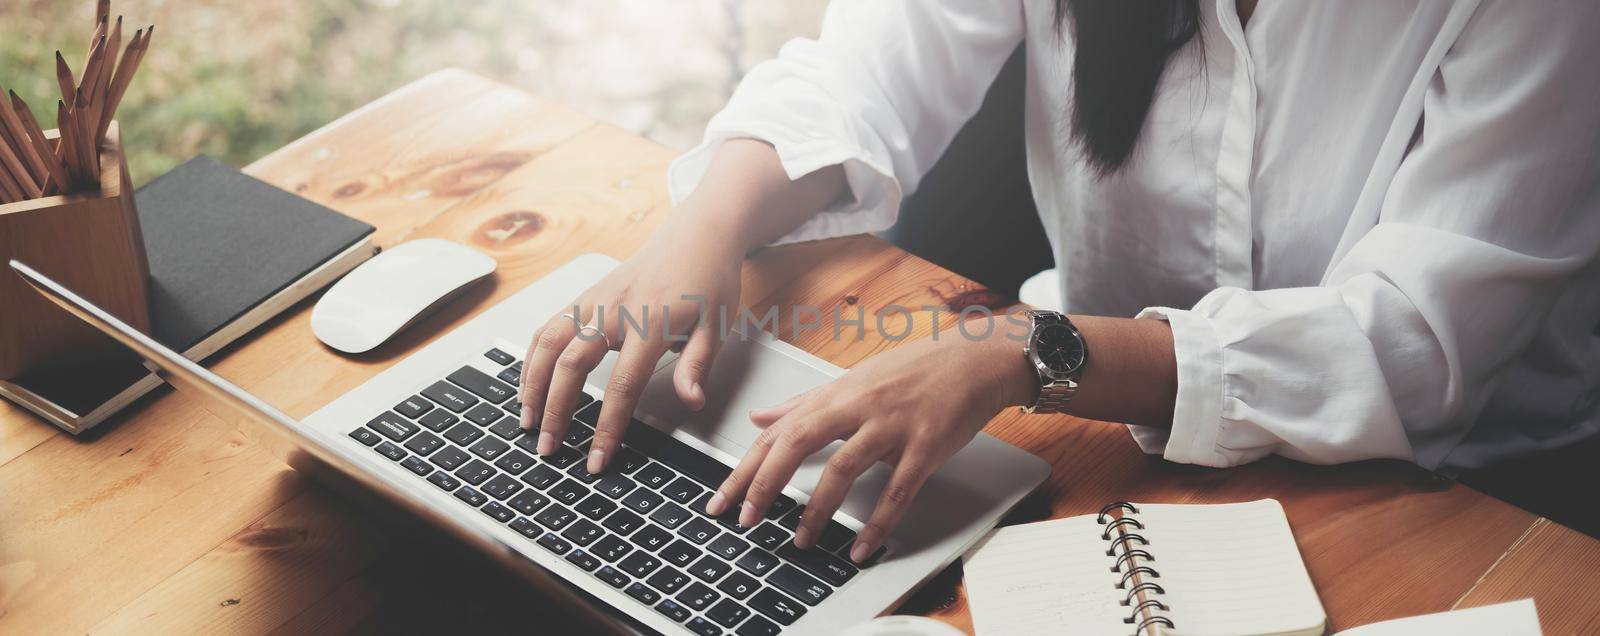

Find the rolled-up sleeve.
[
  {"left": 667, "top": 0, "right": 1023, "bottom": 245},
  {"left": 1132, "top": 1, "right": 1600, "bottom": 469}
]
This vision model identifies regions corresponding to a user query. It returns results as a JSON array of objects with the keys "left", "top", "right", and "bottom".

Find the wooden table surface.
[{"left": 2, "top": 70, "right": 1598, "bottom": 635}]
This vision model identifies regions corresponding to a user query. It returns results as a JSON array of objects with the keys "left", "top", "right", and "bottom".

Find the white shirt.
[{"left": 667, "top": 0, "right": 1600, "bottom": 475}]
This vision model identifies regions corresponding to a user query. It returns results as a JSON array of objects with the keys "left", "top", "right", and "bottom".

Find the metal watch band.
[{"left": 1028, "top": 379, "right": 1077, "bottom": 414}]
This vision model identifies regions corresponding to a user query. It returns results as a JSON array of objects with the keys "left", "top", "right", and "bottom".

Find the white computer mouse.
[{"left": 312, "top": 238, "right": 496, "bottom": 354}]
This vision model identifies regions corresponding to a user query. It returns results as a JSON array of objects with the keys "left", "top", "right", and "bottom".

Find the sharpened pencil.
[
  {"left": 10, "top": 91, "right": 70, "bottom": 196},
  {"left": 55, "top": 52, "right": 78, "bottom": 110},
  {"left": 0, "top": 83, "right": 51, "bottom": 187},
  {"left": 99, "top": 28, "right": 146, "bottom": 142}
]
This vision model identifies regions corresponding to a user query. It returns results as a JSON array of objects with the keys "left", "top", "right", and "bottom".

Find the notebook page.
[
  {"left": 1137, "top": 499, "right": 1325, "bottom": 636},
  {"left": 1333, "top": 598, "right": 1541, "bottom": 635},
  {"left": 963, "top": 514, "right": 1128, "bottom": 635}
]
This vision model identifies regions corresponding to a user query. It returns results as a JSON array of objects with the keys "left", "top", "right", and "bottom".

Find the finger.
[
  {"left": 749, "top": 389, "right": 812, "bottom": 427},
  {"left": 739, "top": 410, "right": 853, "bottom": 529},
  {"left": 589, "top": 334, "right": 672, "bottom": 473},
  {"left": 795, "top": 430, "right": 890, "bottom": 550},
  {"left": 520, "top": 311, "right": 582, "bottom": 431},
  {"left": 673, "top": 323, "right": 722, "bottom": 411},
  {"left": 538, "top": 327, "right": 610, "bottom": 455},
  {"left": 851, "top": 460, "right": 932, "bottom": 563}
]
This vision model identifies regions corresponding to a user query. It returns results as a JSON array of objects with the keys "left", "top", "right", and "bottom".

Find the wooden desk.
[{"left": 2, "top": 71, "right": 1597, "bottom": 634}]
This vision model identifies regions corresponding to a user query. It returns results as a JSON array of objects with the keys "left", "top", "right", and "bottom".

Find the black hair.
[{"left": 1058, "top": 0, "right": 1203, "bottom": 176}]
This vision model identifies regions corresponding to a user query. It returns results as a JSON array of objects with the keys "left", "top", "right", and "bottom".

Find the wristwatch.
[{"left": 1022, "top": 310, "right": 1087, "bottom": 414}]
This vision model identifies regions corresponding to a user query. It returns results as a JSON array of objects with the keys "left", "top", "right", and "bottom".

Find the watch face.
[{"left": 1035, "top": 323, "right": 1084, "bottom": 375}]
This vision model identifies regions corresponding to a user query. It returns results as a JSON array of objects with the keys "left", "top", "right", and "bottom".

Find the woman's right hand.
[{"left": 517, "top": 210, "right": 746, "bottom": 474}]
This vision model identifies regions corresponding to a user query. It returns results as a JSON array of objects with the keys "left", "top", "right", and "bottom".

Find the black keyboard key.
[
  {"left": 403, "top": 430, "right": 444, "bottom": 456},
  {"left": 736, "top": 549, "right": 781, "bottom": 577},
  {"left": 654, "top": 599, "right": 691, "bottom": 623},
  {"left": 417, "top": 409, "right": 458, "bottom": 433},
  {"left": 507, "top": 489, "right": 550, "bottom": 516},
  {"left": 677, "top": 581, "right": 720, "bottom": 611},
  {"left": 777, "top": 505, "right": 804, "bottom": 531},
  {"left": 624, "top": 582, "right": 661, "bottom": 605},
  {"left": 502, "top": 397, "right": 522, "bottom": 415},
  {"left": 469, "top": 437, "right": 511, "bottom": 461},
  {"left": 707, "top": 598, "right": 752, "bottom": 628},
  {"left": 693, "top": 491, "right": 751, "bottom": 533},
  {"left": 621, "top": 489, "right": 664, "bottom": 515},
  {"left": 367, "top": 412, "right": 417, "bottom": 442},
  {"left": 542, "top": 445, "right": 583, "bottom": 468},
  {"left": 521, "top": 464, "right": 563, "bottom": 490},
  {"left": 484, "top": 347, "right": 515, "bottom": 365},
  {"left": 348, "top": 427, "right": 380, "bottom": 446},
  {"left": 717, "top": 571, "right": 760, "bottom": 600},
  {"left": 453, "top": 486, "right": 487, "bottom": 507},
  {"left": 562, "top": 519, "right": 604, "bottom": 546},
  {"left": 549, "top": 479, "right": 587, "bottom": 506},
  {"left": 766, "top": 494, "right": 798, "bottom": 520},
  {"left": 429, "top": 446, "right": 471, "bottom": 471},
  {"left": 602, "top": 509, "right": 646, "bottom": 536},
  {"left": 749, "top": 588, "right": 807, "bottom": 626},
  {"left": 374, "top": 441, "right": 406, "bottom": 461},
  {"left": 647, "top": 566, "right": 691, "bottom": 594},
  {"left": 455, "top": 459, "right": 496, "bottom": 485},
  {"left": 537, "top": 532, "right": 572, "bottom": 555},
  {"left": 482, "top": 474, "right": 522, "bottom": 500},
  {"left": 708, "top": 534, "right": 751, "bottom": 561},
  {"left": 621, "top": 421, "right": 733, "bottom": 487},
  {"left": 768, "top": 564, "right": 831, "bottom": 605},
  {"left": 480, "top": 501, "right": 516, "bottom": 523},
  {"left": 465, "top": 402, "right": 504, "bottom": 426},
  {"left": 395, "top": 395, "right": 434, "bottom": 418},
  {"left": 427, "top": 471, "right": 462, "bottom": 492},
  {"left": 594, "top": 565, "right": 630, "bottom": 588},
  {"left": 650, "top": 502, "right": 693, "bottom": 529},
  {"left": 685, "top": 617, "right": 720, "bottom": 636},
  {"left": 634, "top": 462, "right": 675, "bottom": 489},
  {"left": 423, "top": 380, "right": 478, "bottom": 412},
  {"left": 567, "top": 460, "right": 603, "bottom": 484},
  {"left": 816, "top": 521, "right": 856, "bottom": 552},
  {"left": 486, "top": 416, "right": 524, "bottom": 440},
  {"left": 497, "top": 366, "right": 521, "bottom": 384},
  {"left": 400, "top": 455, "right": 433, "bottom": 477},
  {"left": 535, "top": 504, "right": 578, "bottom": 531},
  {"left": 662, "top": 477, "right": 704, "bottom": 505},
  {"left": 574, "top": 401, "right": 602, "bottom": 426},
  {"left": 736, "top": 615, "right": 781, "bottom": 636},
  {"left": 563, "top": 421, "right": 595, "bottom": 447},
  {"left": 630, "top": 525, "right": 674, "bottom": 552},
  {"left": 442, "top": 422, "right": 484, "bottom": 447},
  {"left": 447, "top": 365, "right": 515, "bottom": 404},
  {"left": 777, "top": 542, "right": 857, "bottom": 586},
  {"left": 748, "top": 522, "right": 789, "bottom": 552},
  {"left": 660, "top": 540, "right": 701, "bottom": 568},
  {"left": 620, "top": 552, "right": 662, "bottom": 578},
  {"left": 565, "top": 549, "right": 601, "bottom": 572},
  {"left": 596, "top": 472, "right": 636, "bottom": 499},
  {"left": 576, "top": 493, "right": 619, "bottom": 520},
  {"left": 494, "top": 449, "right": 537, "bottom": 475},
  {"left": 593, "top": 535, "right": 634, "bottom": 562},
  {"left": 614, "top": 446, "right": 648, "bottom": 474},
  {"left": 678, "top": 518, "right": 721, "bottom": 545},
  {"left": 688, "top": 555, "right": 732, "bottom": 583},
  {"left": 509, "top": 516, "right": 542, "bottom": 539}
]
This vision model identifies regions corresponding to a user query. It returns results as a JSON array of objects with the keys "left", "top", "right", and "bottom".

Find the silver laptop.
[{"left": 12, "top": 253, "right": 1047, "bottom": 635}]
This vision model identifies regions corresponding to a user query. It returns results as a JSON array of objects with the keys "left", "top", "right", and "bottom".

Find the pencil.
[
  {"left": 0, "top": 83, "right": 51, "bottom": 187},
  {"left": 55, "top": 51, "right": 78, "bottom": 110},
  {"left": 0, "top": 154, "right": 23, "bottom": 203},
  {"left": 72, "top": 87, "right": 98, "bottom": 184},
  {"left": 96, "top": 0, "right": 111, "bottom": 29},
  {"left": 102, "top": 17, "right": 122, "bottom": 103},
  {"left": 0, "top": 130, "right": 42, "bottom": 200},
  {"left": 79, "top": 36, "right": 108, "bottom": 148},
  {"left": 56, "top": 99, "right": 81, "bottom": 191},
  {"left": 10, "top": 92, "right": 70, "bottom": 196},
  {"left": 98, "top": 28, "right": 146, "bottom": 142}
]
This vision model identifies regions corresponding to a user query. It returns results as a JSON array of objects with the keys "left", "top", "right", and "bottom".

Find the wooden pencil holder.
[{"left": 0, "top": 121, "right": 150, "bottom": 379}]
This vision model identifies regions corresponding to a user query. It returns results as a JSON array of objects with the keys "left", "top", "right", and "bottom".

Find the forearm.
[
  {"left": 986, "top": 314, "right": 1177, "bottom": 429},
  {"left": 666, "top": 139, "right": 846, "bottom": 254}
]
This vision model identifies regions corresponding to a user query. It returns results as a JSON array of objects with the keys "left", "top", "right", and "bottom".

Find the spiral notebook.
[{"left": 963, "top": 499, "right": 1325, "bottom": 636}]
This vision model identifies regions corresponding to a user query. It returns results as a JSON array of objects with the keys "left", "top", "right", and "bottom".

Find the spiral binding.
[{"left": 1097, "top": 502, "right": 1173, "bottom": 636}]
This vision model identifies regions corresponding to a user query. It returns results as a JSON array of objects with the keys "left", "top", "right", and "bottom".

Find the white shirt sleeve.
[
  {"left": 666, "top": 0, "right": 1024, "bottom": 245},
  {"left": 1132, "top": 1, "right": 1600, "bottom": 469}
]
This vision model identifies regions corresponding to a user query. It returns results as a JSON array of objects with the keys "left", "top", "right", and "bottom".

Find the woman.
[{"left": 519, "top": 0, "right": 1600, "bottom": 565}]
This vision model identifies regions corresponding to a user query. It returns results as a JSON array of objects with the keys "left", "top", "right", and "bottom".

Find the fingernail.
[
  {"left": 707, "top": 491, "right": 726, "bottom": 515},
  {"left": 587, "top": 449, "right": 605, "bottom": 473},
  {"left": 850, "top": 542, "right": 872, "bottom": 563},
  {"left": 537, "top": 432, "right": 555, "bottom": 455},
  {"left": 739, "top": 501, "right": 758, "bottom": 528},
  {"left": 689, "top": 382, "right": 706, "bottom": 411},
  {"left": 794, "top": 526, "right": 812, "bottom": 548},
  {"left": 520, "top": 406, "right": 535, "bottom": 430}
]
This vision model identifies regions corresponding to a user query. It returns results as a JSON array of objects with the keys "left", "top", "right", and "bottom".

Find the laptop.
[{"left": 12, "top": 253, "right": 1048, "bottom": 635}]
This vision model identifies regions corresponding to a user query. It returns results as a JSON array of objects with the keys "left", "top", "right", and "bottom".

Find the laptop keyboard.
[{"left": 345, "top": 347, "right": 885, "bottom": 634}]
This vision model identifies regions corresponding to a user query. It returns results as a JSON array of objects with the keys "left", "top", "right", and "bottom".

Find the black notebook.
[{"left": 0, "top": 156, "right": 376, "bottom": 433}]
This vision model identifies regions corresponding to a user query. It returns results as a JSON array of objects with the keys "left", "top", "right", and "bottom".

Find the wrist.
[{"left": 970, "top": 313, "right": 1038, "bottom": 412}]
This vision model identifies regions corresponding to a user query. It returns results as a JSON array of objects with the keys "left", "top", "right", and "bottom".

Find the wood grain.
[
  {"left": 1455, "top": 518, "right": 1600, "bottom": 634},
  {"left": 0, "top": 69, "right": 1595, "bottom": 635}
]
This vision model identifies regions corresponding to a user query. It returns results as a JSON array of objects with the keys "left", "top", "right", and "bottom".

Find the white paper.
[{"left": 1334, "top": 599, "right": 1541, "bottom": 636}]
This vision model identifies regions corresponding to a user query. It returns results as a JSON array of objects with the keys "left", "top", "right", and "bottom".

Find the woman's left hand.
[{"left": 704, "top": 317, "right": 1036, "bottom": 563}]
